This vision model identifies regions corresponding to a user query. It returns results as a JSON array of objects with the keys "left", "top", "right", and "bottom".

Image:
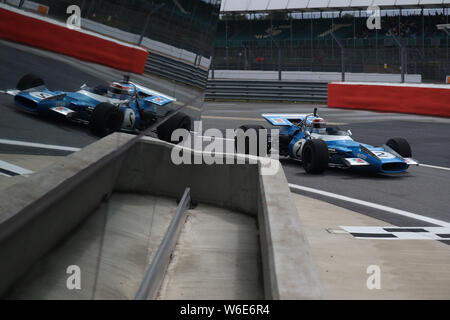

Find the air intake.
[
  {"left": 381, "top": 162, "right": 407, "bottom": 172},
  {"left": 15, "top": 96, "right": 38, "bottom": 110}
]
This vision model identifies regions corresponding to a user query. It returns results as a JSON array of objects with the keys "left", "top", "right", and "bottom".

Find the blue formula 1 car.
[
  {"left": 237, "top": 108, "right": 419, "bottom": 174},
  {"left": 1, "top": 74, "right": 192, "bottom": 139}
]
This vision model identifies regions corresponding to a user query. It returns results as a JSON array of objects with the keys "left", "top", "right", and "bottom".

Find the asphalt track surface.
[
  {"left": 203, "top": 102, "right": 450, "bottom": 230},
  {"left": 0, "top": 40, "right": 204, "bottom": 155},
  {"left": 1, "top": 40, "right": 450, "bottom": 231},
  {"left": 0, "top": 42, "right": 105, "bottom": 154}
]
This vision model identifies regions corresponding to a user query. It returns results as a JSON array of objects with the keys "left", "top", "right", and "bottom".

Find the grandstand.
[{"left": 213, "top": 1, "right": 449, "bottom": 82}]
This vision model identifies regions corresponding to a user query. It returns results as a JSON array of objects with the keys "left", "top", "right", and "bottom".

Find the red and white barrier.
[
  {"left": 328, "top": 82, "right": 450, "bottom": 118},
  {"left": 0, "top": 5, "right": 148, "bottom": 74}
]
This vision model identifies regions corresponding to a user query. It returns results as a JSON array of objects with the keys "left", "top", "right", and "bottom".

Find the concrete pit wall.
[
  {"left": 0, "top": 133, "right": 135, "bottom": 296},
  {"left": 116, "top": 137, "right": 323, "bottom": 299},
  {"left": 0, "top": 133, "right": 322, "bottom": 299}
]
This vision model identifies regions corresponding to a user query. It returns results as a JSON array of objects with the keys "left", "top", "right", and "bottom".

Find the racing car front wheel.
[
  {"left": 302, "top": 139, "right": 329, "bottom": 174},
  {"left": 157, "top": 112, "right": 192, "bottom": 143},
  {"left": 235, "top": 125, "right": 270, "bottom": 157},
  {"left": 89, "top": 103, "right": 124, "bottom": 137},
  {"left": 16, "top": 74, "right": 45, "bottom": 91},
  {"left": 386, "top": 137, "right": 412, "bottom": 158}
]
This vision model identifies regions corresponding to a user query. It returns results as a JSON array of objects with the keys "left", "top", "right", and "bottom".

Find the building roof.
[{"left": 220, "top": 0, "right": 450, "bottom": 13}]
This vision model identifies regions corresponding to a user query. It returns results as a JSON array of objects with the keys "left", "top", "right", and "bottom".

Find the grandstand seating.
[{"left": 215, "top": 14, "right": 448, "bottom": 48}]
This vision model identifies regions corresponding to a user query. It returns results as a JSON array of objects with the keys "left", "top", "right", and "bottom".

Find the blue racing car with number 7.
[{"left": 238, "top": 108, "right": 419, "bottom": 174}]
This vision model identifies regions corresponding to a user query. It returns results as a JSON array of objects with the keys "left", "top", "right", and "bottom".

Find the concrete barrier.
[
  {"left": 115, "top": 138, "right": 259, "bottom": 216},
  {"left": 257, "top": 164, "right": 323, "bottom": 299},
  {"left": 0, "top": 133, "right": 322, "bottom": 299},
  {"left": 116, "top": 137, "right": 322, "bottom": 299},
  {"left": 81, "top": 18, "right": 211, "bottom": 71},
  {"left": 0, "top": 4, "right": 148, "bottom": 74},
  {"left": 0, "top": 133, "right": 135, "bottom": 296},
  {"left": 328, "top": 82, "right": 450, "bottom": 117},
  {"left": 210, "top": 70, "right": 422, "bottom": 83}
]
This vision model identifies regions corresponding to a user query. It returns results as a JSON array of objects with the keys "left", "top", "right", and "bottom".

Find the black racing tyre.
[
  {"left": 89, "top": 103, "right": 124, "bottom": 137},
  {"left": 235, "top": 124, "right": 269, "bottom": 156},
  {"left": 386, "top": 137, "right": 412, "bottom": 158},
  {"left": 16, "top": 73, "right": 45, "bottom": 91},
  {"left": 157, "top": 112, "right": 192, "bottom": 143},
  {"left": 302, "top": 139, "right": 329, "bottom": 174}
]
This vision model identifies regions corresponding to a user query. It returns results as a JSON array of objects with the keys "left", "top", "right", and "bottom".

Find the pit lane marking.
[
  {"left": 189, "top": 131, "right": 235, "bottom": 142},
  {"left": 201, "top": 115, "right": 266, "bottom": 122},
  {"left": 289, "top": 183, "right": 450, "bottom": 228},
  {"left": 0, "top": 160, "right": 34, "bottom": 177},
  {"left": 340, "top": 226, "right": 450, "bottom": 240},
  {"left": 419, "top": 164, "right": 450, "bottom": 171},
  {"left": 0, "top": 139, "right": 80, "bottom": 152}
]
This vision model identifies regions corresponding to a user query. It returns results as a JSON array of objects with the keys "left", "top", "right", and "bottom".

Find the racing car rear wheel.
[
  {"left": 157, "top": 112, "right": 192, "bottom": 143},
  {"left": 89, "top": 103, "right": 124, "bottom": 137},
  {"left": 302, "top": 139, "right": 329, "bottom": 174},
  {"left": 386, "top": 137, "right": 412, "bottom": 158},
  {"left": 235, "top": 125, "right": 270, "bottom": 157},
  {"left": 16, "top": 74, "right": 45, "bottom": 91}
]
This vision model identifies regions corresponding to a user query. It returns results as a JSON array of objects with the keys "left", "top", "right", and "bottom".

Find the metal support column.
[
  {"left": 225, "top": 18, "right": 229, "bottom": 69},
  {"left": 278, "top": 45, "right": 282, "bottom": 80},
  {"left": 330, "top": 31, "right": 345, "bottom": 82},
  {"left": 389, "top": 31, "right": 406, "bottom": 83}
]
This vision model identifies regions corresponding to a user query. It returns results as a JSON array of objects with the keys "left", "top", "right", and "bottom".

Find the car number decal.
[
  {"left": 29, "top": 92, "right": 54, "bottom": 100},
  {"left": 292, "top": 139, "right": 305, "bottom": 158},
  {"left": 373, "top": 151, "right": 396, "bottom": 159},
  {"left": 123, "top": 109, "right": 136, "bottom": 129}
]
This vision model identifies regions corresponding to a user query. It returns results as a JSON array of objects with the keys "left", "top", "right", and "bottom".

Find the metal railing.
[
  {"left": 212, "top": 37, "right": 449, "bottom": 83},
  {"left": 145, "top": 52, "right": 209, "bottom": 89},
  {"left": 205, "top": 79, "right": 328, "bottom": 102},
  {"left": 135, "top": 188, "right": 192, "bottom": 300}
]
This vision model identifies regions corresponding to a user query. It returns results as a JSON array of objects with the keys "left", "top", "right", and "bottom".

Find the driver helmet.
[
  {"left": 108, "top": 82, "right": 135, "bottom": 96},
  {"left": 312, "top": 117, "right": 327, "bottom": 129}
]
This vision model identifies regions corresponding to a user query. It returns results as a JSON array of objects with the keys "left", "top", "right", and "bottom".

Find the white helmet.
[
  {"left": 108, "top": 82, "right": 134, "bottom": 96},
  {"left": 312, "top": 117, "right": 327, "bottom": 129}
]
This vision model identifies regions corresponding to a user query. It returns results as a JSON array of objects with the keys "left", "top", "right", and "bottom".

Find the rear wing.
[
  {"left": 133, "top": 82, "right": 176, "bottom": 105},
  {"left": 262, "top": 113, "right": 309, "bottom": 126},
  {"left": 144, "top": 95, "right": 175, "bottom": 106}
]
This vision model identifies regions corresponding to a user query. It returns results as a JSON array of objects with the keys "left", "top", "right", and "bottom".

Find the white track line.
[
  {"left": 289, "top": 183, "right": 450, "bottom": 228},
  {"left": 0, "top": 139, "right": 80, "bottom": 152},
  {"left": 200, "top": 135, "right": 235, "bottom": 142},
  {"left": 0, "top": 160, "right": 34, "bottom": 176},
  {"left": 419, "top": 164, "right": 450, "bottom": 171},
  {"left": 189, "top": 132, "right": 235, "bottom": 142}
]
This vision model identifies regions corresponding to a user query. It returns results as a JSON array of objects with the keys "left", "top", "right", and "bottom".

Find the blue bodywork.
[
  {"left": 263, "top": 113, "right": 418, "bottom": 174},
  {"left": 6, "top": 80, "right": 176, "bottom": 133}
]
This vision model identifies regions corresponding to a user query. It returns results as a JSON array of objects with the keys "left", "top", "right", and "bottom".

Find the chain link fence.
[{"left": 212, "top": 13, "right": 449, "bottom": 83}]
